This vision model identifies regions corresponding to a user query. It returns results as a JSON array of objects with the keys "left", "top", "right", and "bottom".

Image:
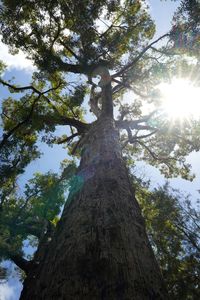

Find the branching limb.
[
  {"left": 118, "top": 106, "right": 132, "bottom": 121},
  {"left": 0, "top": 78, "right": 63, "bottom": 95},
  {"left": 112, "top": 33, "right": 169, "bottom": 78},
  {"left": 71, "top": 136, "right": 84, "bottom": 155},
  {"left": 55, "top": 133, "right": 79, "bottom": 145},
  {"left": 59, "top": 39, "right": 83, "bottom": 63},
  {"left": 137, "top": 140, "right": 177, "bottom": 163},
  {"left": 131, "top": 130, "right": 158, "bottom": 142},
  {"left": 116, "top": 110, "right": 157, "bottom": 130},
  {"left": 112, "top": 78, "right": 131, "bottom": 93},
  {"left": 42, "top": 50, "right": 87, "bottom": 74},
  {"left": 0, "top": 80, "right": 89, "bottom": 148},
  {"left": 131, "top": 86, "right": 150, "bottom": 99},
  {"left": 112, "top": 68, "right": 156, "bottom": 98},
  {"left": 0, "top": 95, "right": 40, "bottom": 150},
  {"left": 38, "top": 114, "right": 89, "bottom": 133},
  {"left": 175, "top": 223, "right": 200, "bottom": 253},
  {"left": 122, "top": 127, "right": 157, "bottom": 149},
  {"left": 150, "top": 46, "right": 175, "bottom": 56},
  {"left": 10, "top": 255, "right": 34, "bottom": 273},
  {"left": 49, "top": 21, "right": 62, "bottom": 51},
  {"left": 112, "top": 82, "right": 125, "bottom": 95}
]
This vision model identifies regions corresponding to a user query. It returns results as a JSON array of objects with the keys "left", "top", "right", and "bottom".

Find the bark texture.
[{"left": 20, "top": 117, "right": 168, "bottom": 300}]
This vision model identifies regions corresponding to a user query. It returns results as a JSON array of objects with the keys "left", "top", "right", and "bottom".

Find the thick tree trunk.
[{"left": 20, "top": 116, "right": 168, "bottom": 300}]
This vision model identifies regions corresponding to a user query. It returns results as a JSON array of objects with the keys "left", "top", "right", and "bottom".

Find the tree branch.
[
  {"left": 56, "top": 133, "right": 79, "bottom": 144},
  {"left": 116, "top": 111, "right": 157, "bottom": 130},
  {"left": 10, "top": 255, "right": 34, "bottom": 273},
  {"left": 130, "top": 130, "right": 158, "bottom": 142},
  {"left": 150, "top": 46, "right": 175, "bottom": 56},
  {"left": 112, "top": 33, "right": 170, "bottom": 78},
  {"left": 59, "top": 39, "right": 83, "bottom": 63},
  {"left": 175, "top": 223, "right": 200, "bottom": 253},
  {"left": 43, "top": 49, "right": 88, "bottom": 74},
  {"left": 38, "top": 114, "right": 89, "bottom": 133},
  {"left": 137, "top": 140, "right": 177, "bottom": 163},
  {"left": 0, "top": 79, "right": 89, "bottom": 144},
  {"left": 0, "top": 78, "right": 63, "bottom": 95},
  {"left": 0, "top": 96, "right": 40, "bottom": 150},
  {"left": 122, "top": 127, "right": 157, "bottom": 149}
]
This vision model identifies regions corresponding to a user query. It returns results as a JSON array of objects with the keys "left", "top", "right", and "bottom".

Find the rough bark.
[{"left": 20, "top": 116, "right": 168, "bottom": 300}]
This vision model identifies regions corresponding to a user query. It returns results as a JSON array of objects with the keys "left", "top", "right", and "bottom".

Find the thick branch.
[
  {"left": 10, "top": 255, "right": 33, "bottom": 273},
  {"left": 0, "top": 78, "right": 62, "bottom": 95},
  {"left": 116, "top": 111, "right": 157, "bottom": 130},
  {"left": 38, "top": 114, "right": 89, "bottom": 133},
  {"left": 44, "top": 50, "right": 87, "bottom": 74},
  {"left": 56, "top": 133, "right": 79, "bottom": 144},
  {"left": 130, "top": 130, "right": 158, "bottom": 142}
]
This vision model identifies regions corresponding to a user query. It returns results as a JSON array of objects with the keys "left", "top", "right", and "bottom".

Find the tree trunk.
[{"left": 20, "top": 116, "right": 168, "bottom": 300}]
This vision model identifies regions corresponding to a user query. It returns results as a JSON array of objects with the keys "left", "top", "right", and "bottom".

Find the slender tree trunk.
[{"left": 20, "top": 116, "right": 168, "bottom": 300}]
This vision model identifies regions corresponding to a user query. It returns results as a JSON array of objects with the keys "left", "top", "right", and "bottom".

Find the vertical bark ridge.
[
  {"left": 101, "top": 82, "right": 113, "bottom": 118},
  {"left": 20, "top": 118, "right": 168, "bottom": 300}
]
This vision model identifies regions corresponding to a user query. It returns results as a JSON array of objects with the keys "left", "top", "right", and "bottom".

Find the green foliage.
[
  {"left": 136, "top": 183, "right": 200, "bottom": 299},
  {"left": 0, "top": 0, "right": 155, "bottom": 74},
  {"left": 171, "top": 0, "right": 200, "bottom": 57},
  {"left": 0, "top": 161, "right": 76, "bottom": 265},
  {"left": 0, "top": 135, "right": 40, "bottom": 194},
  {"left": 0, "top": 60, "right": 6, "bottom": 74}
]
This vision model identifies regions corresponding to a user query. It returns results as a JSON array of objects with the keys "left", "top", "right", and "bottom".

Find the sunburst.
[{"left": 159, "top": 78, "right": 200, "bottom": 120}]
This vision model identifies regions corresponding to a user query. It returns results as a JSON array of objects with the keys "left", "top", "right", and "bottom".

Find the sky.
[{"left": 1, "top": 1, "right": 200, "bottom": 299}]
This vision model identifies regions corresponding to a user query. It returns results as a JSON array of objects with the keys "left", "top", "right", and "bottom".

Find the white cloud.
[
  {"left": 0, "top": 280, "right": 22, "bottom": 300},
  {"left": 0, "top": 283, "right": 15, "bottom": 300},
  {"left": 0, "top": 40, "right": 36, "bottom": 73}
]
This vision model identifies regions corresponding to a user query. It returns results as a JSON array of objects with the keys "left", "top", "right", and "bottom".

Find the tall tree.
[{"left": 0, "top": 0, "right": 200, "bottom": 299}]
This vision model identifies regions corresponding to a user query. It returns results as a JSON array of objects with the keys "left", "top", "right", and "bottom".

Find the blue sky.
[{"left": 1, "top": 1, "right": 200, "bottom": 299}]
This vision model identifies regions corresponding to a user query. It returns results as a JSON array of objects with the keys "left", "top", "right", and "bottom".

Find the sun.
[{"left": 159, "top": 79, "right": 200, "bottom": 120}]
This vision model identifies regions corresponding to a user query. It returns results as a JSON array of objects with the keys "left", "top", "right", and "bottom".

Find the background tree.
[
  {"left": 0, "top": 0, "right": 200, "bottom": 299},
  {"left": 171, "top": 0, "right": 200, "bottom": 56},
  {"left": 136, "top": 182, "right": 200, "bottom": 300},
  {"left": 0, "top": 162, "right": 76, "bottom": 273}
]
